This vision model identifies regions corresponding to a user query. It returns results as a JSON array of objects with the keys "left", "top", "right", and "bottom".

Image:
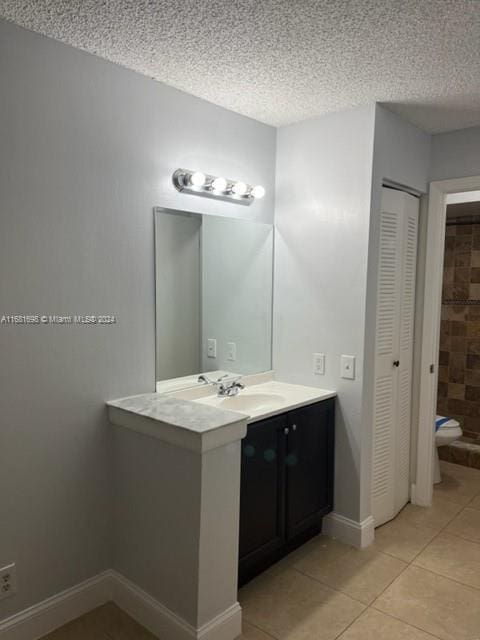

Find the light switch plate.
[
  {"left": 341, "top": 355, "right": 355, "bottom": 379},
  {"left": 227, "top": 342, "right": 236, "bottom": 361},
  {"left": 207, "top": 338, "right": 217, "bottom": 358},
  {"left": 313, "top": 353, "right": 325, "bottom": 375}
]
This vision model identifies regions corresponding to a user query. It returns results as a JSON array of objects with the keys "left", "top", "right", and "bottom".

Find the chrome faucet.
[
  {"left": 197, "top": 374, "right": 245, "bottom": 397},
  {"left": 218, "top": 377, "right": 245, "bottom": 397}
]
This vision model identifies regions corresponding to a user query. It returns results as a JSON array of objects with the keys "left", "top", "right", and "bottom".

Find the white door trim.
[{"left": 413, "top": 175, "right": 480, "bottom": 506}]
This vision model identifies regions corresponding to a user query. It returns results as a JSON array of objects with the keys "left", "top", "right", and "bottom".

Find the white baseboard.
[
  {"left": 322, "top": 513, "right": 375, "bottom": 548},
  {"left": 0, "top": 572, "right": 112, "bottom": 640},
  {"left": 111, "top": 571, "right": 241, "bottom": 640},
  {"left": 0, "top": 571, "right": 242, "bottom": 640},
  {"left": 197, "top": 603, "right": 242, "bottom": 640}
]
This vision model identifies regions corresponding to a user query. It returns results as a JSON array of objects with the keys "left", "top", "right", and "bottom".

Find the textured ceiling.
[{"left": 1, "top": 0, "right": 480, "bottom": 132}]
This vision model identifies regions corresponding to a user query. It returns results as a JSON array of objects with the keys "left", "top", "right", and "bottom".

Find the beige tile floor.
[
  {"left": 240, "top": 461, "right": 480, "bottom": 640},
  {"left": 41, "top": 461, "right": 480, "bottom": 640}
]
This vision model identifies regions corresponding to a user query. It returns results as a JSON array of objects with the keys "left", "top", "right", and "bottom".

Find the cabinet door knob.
[
  {"left": 393, "top": 360, "right": 400, "bottom": 367},
  {"left": 292, "top": 424, "right": 297, "bottom": 431},
  {"left": 283, "top": 427, "right": 289, "bottom": 435}
]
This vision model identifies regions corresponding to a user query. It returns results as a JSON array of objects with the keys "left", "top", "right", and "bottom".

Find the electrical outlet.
[
  {"left": 313, "top": 353, "right": 325, "bottom": 375},
  {"left": 227, "top": 342, "right": 237, "bottom": 361},
  {"left": 341, "top": 354, "right": 356, "bottom": 380},
  {"left": 207, "top": 338, "right": 217, "bottom": 358},
  {"left": 0, "top": 563, "right": 17, "bottom": 601}
]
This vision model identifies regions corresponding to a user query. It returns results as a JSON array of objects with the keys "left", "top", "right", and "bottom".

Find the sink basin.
[
  {"left": 172, "top": 379, "right": 336, "bottom": 422},
  {"left": 196, "top": 391, "right": 286, "bottom": 415}
]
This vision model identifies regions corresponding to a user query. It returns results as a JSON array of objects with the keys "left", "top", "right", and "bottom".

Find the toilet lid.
[{"left": 436, "top": 415, "right": 460, "bottom": 431}]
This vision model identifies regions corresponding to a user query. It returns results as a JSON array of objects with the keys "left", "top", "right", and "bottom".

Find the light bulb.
[
  {"left": 232, "top": 181, "right": 248, "bottom": 196},
  {"left": 252, "top": 185, "right": 266, "bottom": 199},
  {"left": 189, "top": 171, "right": 206, "bottom": 187},
  {"left": 212, "top": 177, "right": 227, "bottom": 192}
]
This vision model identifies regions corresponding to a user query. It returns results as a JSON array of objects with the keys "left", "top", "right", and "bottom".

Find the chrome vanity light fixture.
[{"left": 172, "top": 169, "right": 265, "bottom": 206}]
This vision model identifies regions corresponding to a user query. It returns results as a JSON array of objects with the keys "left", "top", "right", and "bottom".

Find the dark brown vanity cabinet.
[{"left": 238, "top": 399, "right": 335, "bottom": 585}]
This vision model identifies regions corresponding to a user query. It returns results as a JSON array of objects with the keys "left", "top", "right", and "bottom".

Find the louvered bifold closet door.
[
  {"left": 372, "top": 188, "right": 419, "bottom": 527},
  {"left": 372, "top": 189, "right": 403, "bottom": 527}
]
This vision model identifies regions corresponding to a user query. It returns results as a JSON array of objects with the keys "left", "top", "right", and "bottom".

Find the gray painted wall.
[
  {"left": 273, "top": 105, "right": 376, "bottom": 523},
  {"left": 372, "top": 105, "right": 431, "bottom": 195},
  {"left": 363, "top": 105, "right": 431, "bottom": 520},
  {"left": 0, "top": 18, "right": 275, "bottom": 619},
  {"left": 430, "top": 127, "right": 480, "bottom": 181},
  {"left": 4, "top": 10, "right": 477, "bottom": 621},
  {"left": 273, "top": 105, "right": 431, "bottom": 525}
]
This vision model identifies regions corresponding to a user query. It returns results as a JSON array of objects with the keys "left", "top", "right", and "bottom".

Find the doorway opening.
[
  {"left": 435, "top": 194, "right": 480, "bottom": 476},
  {"left": 414, "top": 177, "right": 480, "bottom": 507}
]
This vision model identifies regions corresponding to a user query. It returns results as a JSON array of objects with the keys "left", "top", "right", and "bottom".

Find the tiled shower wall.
[{"left": 437, "top": 219, "right": 480, "bottom": 459}]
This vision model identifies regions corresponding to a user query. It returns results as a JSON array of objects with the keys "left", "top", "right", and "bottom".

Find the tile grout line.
[
  {"left": 329, "top": 535, "right": 444, "bottom": 640},
  {"left": 409, "top": 561, "right": 480, "bottom": 594},
  {"left": 290, "top": 547, "right": 409, "bottom": 607},
  {"left": 415, "top": 523, "right": 480, "bottom": 549},
  {"left": 289, "top": 566, "right": 370, "bottom": 606},
  {"left": 242, "top": 466, "right": 480, "bottom": 640},
  {"left": 40, "top": 469, "right": 480, "bottom": 640},
  {"left": 364, "top": 478, "right": 479, "bottom": 639},
  {"left": 289, "top": 538, "right": 434, "bottom": 638},
  {"left": 242, "top": 619, "right": 278, "bottom": 640},
  {"left": 467, "top": 493, "right": 480, "bottom": 507},
  {"left": 367, "top": 606, "right": 444, "bottom": 640},
  {"left": 368, "top": 544, "right": 418, "bottom": 604},
  {"left": 277, "top": 490, "right": 475, "bottom": 632},
  {"left": 401, "top": 486, "right": 473, "bottom": 565},
  {"left": 377, "top": 530, "right": 437, "bottom": 564},
  {"left": 297, "top": 498, "right": 463, "bottom": 607},
  {"left": 331, "top": 602, "right": 370, "bottom": 640},
  {"left": 361, "top": 519, "right": 446, "bottom": 640},
  {"left": 359, "top": 492, "right": 470, "bottom": 634}
]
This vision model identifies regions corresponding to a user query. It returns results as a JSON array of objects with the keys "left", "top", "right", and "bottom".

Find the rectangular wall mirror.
[{"left": 154, "top": 207, "right": 274, "bottom": 391}]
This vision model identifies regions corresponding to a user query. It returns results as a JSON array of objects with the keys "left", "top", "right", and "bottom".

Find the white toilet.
[{"left": 434, "top": 416, "right": 463, "bottom": 483}]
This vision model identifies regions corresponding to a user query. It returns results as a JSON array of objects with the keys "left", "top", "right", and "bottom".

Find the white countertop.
[
  {"left": 170, "top": 378, "right": 336, "bottom": 423},
  {"left": 107, "top": 374, "right": 336, "bottom": 451},
  {"left": 107, "top": 393, "right": 247, "bottom": 452}
]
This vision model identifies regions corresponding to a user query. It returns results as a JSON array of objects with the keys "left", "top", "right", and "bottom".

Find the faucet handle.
[{"left": 198, "top": 373, "right": 230, "bottom": 386}]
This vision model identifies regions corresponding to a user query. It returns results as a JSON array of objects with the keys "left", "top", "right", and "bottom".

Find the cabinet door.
[
  {"left": 239, "top": 414, "right": 286, "bottom": 571},
  {"left": 285, "top": 401, "right": 334, "bottom": 540}
]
